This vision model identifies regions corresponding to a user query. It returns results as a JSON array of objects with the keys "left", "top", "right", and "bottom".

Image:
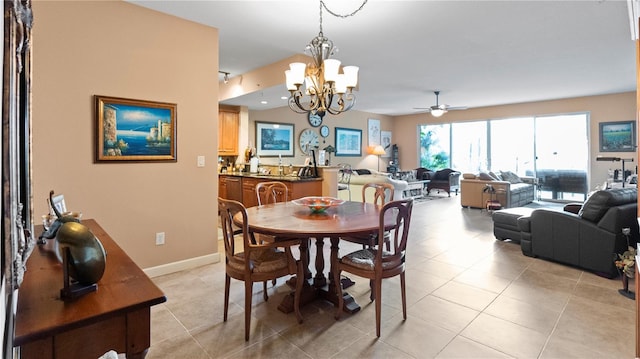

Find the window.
[{"left": 418, "top": 113, "right": 589, "bottom": 200}]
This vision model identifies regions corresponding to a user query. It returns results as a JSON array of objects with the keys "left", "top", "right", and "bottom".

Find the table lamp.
[{"left": 372, "top": 145, "right": 386, "bottom": 172}]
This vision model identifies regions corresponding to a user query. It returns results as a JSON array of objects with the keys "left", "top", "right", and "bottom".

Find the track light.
[{"left": 219, "top": 71, "right": 230, "bottom": 84}]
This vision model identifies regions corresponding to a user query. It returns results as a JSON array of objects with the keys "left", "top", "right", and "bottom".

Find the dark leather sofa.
[
  {"left": 518, "top": 188, "right": 639, "bottom": 278},
  {"left": 416, "top": 168, "right": 461, "bottom": 197}
]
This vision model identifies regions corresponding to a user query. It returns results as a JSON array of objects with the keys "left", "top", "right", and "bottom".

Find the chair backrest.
[
  {"left": 255, "top": 181, "right": 289, "bottom": 206},
  {"left": 337, "top": 163, "right": 352, "bottom": 185},
  {"left": 362, "top": 182, "right": 394, "bottom": 206},
  {"left": 218, "top": 197, "right": 251, "bottom": 266},
  {"left": 377, "top": 199, "right": 413, "bottom": 262}
]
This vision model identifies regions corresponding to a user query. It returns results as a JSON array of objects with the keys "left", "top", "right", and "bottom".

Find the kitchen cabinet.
[
  {"left": 218, "top": 174, "right": 322, "bottom": 208},
  {"left": 218, "top": 105, "right": 239, "bottom": 155}
]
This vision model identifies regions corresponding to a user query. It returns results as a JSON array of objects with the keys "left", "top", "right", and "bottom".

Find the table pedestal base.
[{"left": 278, "top": 277, "right": 360, "bottom": 314}]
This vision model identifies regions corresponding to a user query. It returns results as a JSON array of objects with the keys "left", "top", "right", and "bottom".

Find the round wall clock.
[
  {"left": 319, "top": 125, "right": 330, "bottom": 142},
  {"left": 299, "top": 128, "right": 320, "bottom": 154},
  {"left": 308, "top": 112, "right": 323, "bottom": 127}
]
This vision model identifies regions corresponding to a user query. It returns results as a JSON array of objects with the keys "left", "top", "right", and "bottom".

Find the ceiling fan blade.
[
  {"left": 446, "top": 106, "right": 468, "bottom": 111},
  {"left": 413, "top": 107, "right": 432, "bottom": 112}
]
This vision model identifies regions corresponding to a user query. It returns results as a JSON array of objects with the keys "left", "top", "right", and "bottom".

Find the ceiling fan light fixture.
[{"left": 431, "top": 109, "right": 446, "bottom": 117}]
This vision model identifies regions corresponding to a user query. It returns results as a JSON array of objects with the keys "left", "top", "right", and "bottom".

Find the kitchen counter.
[
  {"left": 219, "top": 173, "right": 323, "bottom": 207},
  {"left": 219, "top": 172, "right": 323, "bottom": 182}
]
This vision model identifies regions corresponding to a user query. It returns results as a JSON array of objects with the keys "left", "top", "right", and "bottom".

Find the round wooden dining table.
[{"left": 236, "top": 200, "right": 387, "bottom": 314}]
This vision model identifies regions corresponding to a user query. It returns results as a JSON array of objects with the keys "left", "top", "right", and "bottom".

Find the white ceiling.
[{"left": 128, "top": 0, "right": 636, "bottom": 116}]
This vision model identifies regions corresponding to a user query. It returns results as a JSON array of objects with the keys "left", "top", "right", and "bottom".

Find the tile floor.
[{"left": 148, "top": 195, "right": 636, "bottom": 358}]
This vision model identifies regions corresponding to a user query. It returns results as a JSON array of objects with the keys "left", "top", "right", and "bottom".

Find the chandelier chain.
[
  {"left": 321, "top": 0, "right": 368, "bottom": 19},
  {"left": 318, "top": 0, "right": 368, "bottom": 34}
]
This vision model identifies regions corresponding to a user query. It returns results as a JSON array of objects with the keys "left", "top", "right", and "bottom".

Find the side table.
[{"left": 403, "top": 180, "right": 429, "bottom": 199}]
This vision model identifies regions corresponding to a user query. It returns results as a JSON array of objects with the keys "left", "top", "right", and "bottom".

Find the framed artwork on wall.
[
  {"left": 381, "top": 131, "right": 392, "bottom": 158},
  {"left": 368, "top": 118, "right": 380, "bottom": 147},
  {"left": 95, "top": 95, "right": 177, "bottom": 162},
  {"left": 255, "top": 122, "right": 295, "bottom": 157},
  {"left": 335, "top": 127, "right": 362, "bottom": 156},
  {"left": 599, "top": 121, "right": 636, "bottom": 152}
]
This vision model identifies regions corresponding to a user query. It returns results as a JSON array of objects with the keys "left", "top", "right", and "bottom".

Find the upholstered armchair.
[{"left": 426, "top": 168, "right": 461, "bottom": 197}]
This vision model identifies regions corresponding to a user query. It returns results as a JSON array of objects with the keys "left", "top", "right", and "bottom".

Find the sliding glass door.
[
  {"left": 534, "top": 114, "right": 589, "bottom": 201},
  {"left": 418, "top": 112, "right": 589, "bottom": 201}
]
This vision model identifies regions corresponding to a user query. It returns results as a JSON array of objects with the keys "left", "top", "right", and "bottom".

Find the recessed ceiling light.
[
  {"left": 260, "top": 100, "right": 268, "bottom": 104},
  {"left": 281, "top": 96, "right": 288, "bottom": 100}
]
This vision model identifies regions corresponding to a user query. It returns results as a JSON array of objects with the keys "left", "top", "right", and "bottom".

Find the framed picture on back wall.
[
  {"left": 335, "top": 127, "right": 362, "bottom": 156},
  {"left": 599, "top": 121, "right": 636, "bottom": 152}
]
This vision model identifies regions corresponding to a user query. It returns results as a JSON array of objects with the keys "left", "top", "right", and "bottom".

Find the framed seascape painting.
[
  {"left": 95, "top": 95, "right": 177, "bottom": 162},
  {"left": 335, "top": 127, "right": 362, "bottom": 156},
  {"left": 255, "top": 122, "right": 295, "bottom": 157},
  {"left": 599, "top": 121, "right": 636, "bottom": 152}
]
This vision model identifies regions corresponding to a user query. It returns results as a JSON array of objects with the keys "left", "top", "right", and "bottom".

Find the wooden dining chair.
[
  {"left": 255, "top": 181, "right": 288, "bottom": 206},
  {"left": 218, "top": 197, "right": 303, "bottom": 341},
  {"left": 333, "top": 198, "right": 414, "bottom": 337},
  {"left": 341, "top": 182, "right": 395, "bottom": 251}
]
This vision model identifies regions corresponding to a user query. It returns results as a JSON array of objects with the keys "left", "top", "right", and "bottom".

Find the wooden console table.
[{"left": 14, "top": 219, "right": 166, "bottom": 359}]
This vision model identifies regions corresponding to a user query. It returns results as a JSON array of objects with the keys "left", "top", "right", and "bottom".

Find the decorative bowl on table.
[{"left": 292, "top": 196, "right": 345, "bottom": 213}]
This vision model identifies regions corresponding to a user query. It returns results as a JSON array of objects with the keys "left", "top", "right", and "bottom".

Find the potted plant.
[{"left": 614, "top": 227, "right": 636, "bottom": 299}]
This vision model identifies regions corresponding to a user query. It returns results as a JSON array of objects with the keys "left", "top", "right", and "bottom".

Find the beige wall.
[
  {"left": 32, "top": 1, "right": 219, "bottom": 269},
  {"left": 392, "top": 92, "right": 637, "bottom": 188},
  {"left": 248, "top": 106, "right": 394, "bottom": 170}
]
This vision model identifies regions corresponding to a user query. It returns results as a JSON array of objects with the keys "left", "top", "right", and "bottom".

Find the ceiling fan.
[{"left": 414, "top": 91, "right": 468, "bottom": 117}]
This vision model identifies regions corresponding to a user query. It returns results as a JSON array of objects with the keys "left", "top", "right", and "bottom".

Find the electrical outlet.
[{"left": 155, "top": 232, "right": 165, "bottom": 245}]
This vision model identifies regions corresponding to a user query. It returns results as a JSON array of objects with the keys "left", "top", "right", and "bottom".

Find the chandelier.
[{"left": 285, "top": 0, "right": 367, "bottom": 116}]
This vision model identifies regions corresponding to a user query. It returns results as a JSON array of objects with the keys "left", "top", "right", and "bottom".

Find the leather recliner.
[{"left": 518, "top": 188, "right": 639, "bottom": 278}]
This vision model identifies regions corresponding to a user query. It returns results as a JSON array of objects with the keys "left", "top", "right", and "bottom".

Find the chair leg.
[
  {"left": 244, "top": 280, "right": 253, "bottom": 341},
  {"left": 294, "top": 260, "right": 304, "bottom": 324},
  {"left": 333, "top": 267, "right": 344, "bottom": 320},
  {"left": 400, "top": 272, "right": 407, "bottom": 320},
  {"left": 224, "top": 274, "right": 231, "bottom": 321},
  {"left": 374, "top": 278, "right": 382, "bottom": 337},
  {"left": 263, "top": 281, "right": 269, "bottom": 302},
  {"left": 369, "top": 279, "right": 375, "bottom": 302}
]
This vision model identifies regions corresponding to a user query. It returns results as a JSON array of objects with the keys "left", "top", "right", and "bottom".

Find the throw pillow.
[
  {"left": 355, "top": 169, "right": 371, "bottom": 175},
  {"left": 500, "top": 171, "right": 522, "bottom": 184},
  {"left": 478, "top": 172, "right": 495, "bottom": 181},
  {"left": 489, "top": 171, "right": 502, "bottom": 181}
]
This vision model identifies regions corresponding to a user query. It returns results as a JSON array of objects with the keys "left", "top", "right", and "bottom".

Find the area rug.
[{"left": 412, "top": 194, "right": 450, "bottom": 204}]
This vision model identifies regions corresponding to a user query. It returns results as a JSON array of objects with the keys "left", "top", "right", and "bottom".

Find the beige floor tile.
[
  {"left": 191, "top": 312, "right": 279, "bottom": 358},
  {"left": 278, "top": 311, "right": 366, "bottom": 359},
  {"left": 461, "top": 313, "right": 548, "bottom": 358},
  {"left": 146, "top": 332, "right": 210, "bottom": 359},
  {"left": 432, "top": 281, "right": 499, "bottom": 311},
  {"left": 380, "top": 314, "right": 457, "bottom": 358},
  {"left": 151, "top": 304, "right": 188, "bottom": 345},
  {"left": 408, "top": 295, "right": 480, "bottom": 333},
  {"left": 436, "top": 336, "right": 514, "bottom": 358},
  {"left": 454, "top": 268, "right": 514, "bottom": 293},
  {"left": 226, "top": 334, "right": 312, "bottom": 359},
  {"left": 484, "top": 295, "right": 561, "bottom": 335},
  {"left": 550, "top": 295, "right": 635, "bottom": 358},
  {"left": 332, "top": 333, "right": 414, "bottom": 358}
]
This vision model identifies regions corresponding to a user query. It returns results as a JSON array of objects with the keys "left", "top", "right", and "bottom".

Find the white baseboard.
[{"left": 143, "top": 253, "right": 220, "bottom": 278}]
